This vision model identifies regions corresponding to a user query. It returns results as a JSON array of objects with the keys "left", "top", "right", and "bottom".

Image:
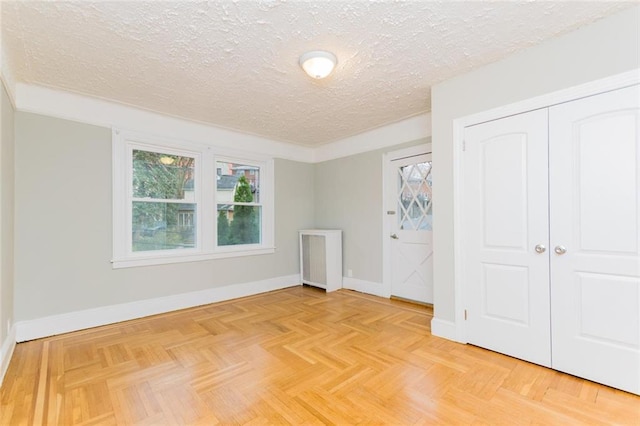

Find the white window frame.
[
  {"left": 112, "top": 129, "right": 275, "bottom": 268},
  {"left": 127, "top": 142, "right": 202, "bottom": 257}
]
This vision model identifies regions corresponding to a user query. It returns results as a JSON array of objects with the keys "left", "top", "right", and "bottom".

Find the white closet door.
[
  {"left": 464, "top": 109, "right": 551, "bottom": 367},
  {"left": 549, "top": 85, "right": 640, "bottom": 394}
]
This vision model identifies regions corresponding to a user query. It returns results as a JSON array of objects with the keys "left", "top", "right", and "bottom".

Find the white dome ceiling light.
[{"left": 299, "top": 50, "right": 337, "bottom": 79}]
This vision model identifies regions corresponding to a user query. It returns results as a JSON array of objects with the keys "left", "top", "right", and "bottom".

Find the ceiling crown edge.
[{"left": 10, "top": 82, "right": 431, "bottom": 164}]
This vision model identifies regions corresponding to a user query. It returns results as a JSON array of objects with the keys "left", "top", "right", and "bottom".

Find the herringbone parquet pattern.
[{"left": 1, "top": 286, "right": 638, "bottom": 425}]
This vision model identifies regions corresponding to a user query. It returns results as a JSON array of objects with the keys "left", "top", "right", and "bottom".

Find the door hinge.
[{"left": 464, "top": 309, "right": 468, "bottom": 320}]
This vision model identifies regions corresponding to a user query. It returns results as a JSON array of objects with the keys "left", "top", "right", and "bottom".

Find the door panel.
[
  {"left": 389, "top": 153, "right": 433, "bottom": 303},
  {"left": 575, "top": 112, "right": 638, "bottom": 253},
  {"left": 464, "top": 109, "right": 551, "bottom": 367},
  {"left": 481, "top": 135, "right": 529, "bottom": 250},
  {"left": 482, "top": 263, "right": 530, "bottom": 325},
  {"left": 577, "top": 273, "right": 638, "bottom": 347},
  {"left": 549, "top": 85, "right": 640, "bottom": 394}
]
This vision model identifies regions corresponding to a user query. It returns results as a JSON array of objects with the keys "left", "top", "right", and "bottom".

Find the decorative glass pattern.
[{"left": 398, "top": 161, "right": 433, "bottom": 231}]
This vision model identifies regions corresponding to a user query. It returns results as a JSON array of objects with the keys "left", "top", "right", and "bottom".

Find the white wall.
[
  {"left": 431, "top": 6, "right": 640, "bottom": 325},
  {"left": 0, "top": 79, "right": 15, "bottom": 383},
  {"left": 14, "top": 112, "right": 315, "bottom": 322}
]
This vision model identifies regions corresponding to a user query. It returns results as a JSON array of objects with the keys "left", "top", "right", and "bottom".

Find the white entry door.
[
  {"left": 463, "top": 109, "right": 552, "bottom": 366},
  {"left": 549, "top": 85, "right": 640, "bottom": 394},
  {"left": 387, "top": 151, "right": 433, "bottom": 303}
]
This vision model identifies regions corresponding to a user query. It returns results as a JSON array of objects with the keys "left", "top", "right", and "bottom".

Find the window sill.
[{"left": 111, "top": 247, "right": 276, "bottom": 269}]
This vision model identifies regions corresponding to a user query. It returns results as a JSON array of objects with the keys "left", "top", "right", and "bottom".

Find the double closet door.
[{"left": 463, "top": 85, "right": 639, "bottom": 395}]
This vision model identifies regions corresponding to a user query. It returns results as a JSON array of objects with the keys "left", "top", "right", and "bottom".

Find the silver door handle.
[
  {"left": 534, "top": 244, "right": 546, "bottom": 254},
  {"left": 390, "top": 234, "right": 399, "bottom": 240},
  {"left": 554, "top": 245, "right": 567, "bottom": 255}
]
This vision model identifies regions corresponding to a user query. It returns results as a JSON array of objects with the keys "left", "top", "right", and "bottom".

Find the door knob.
[
  {"left": 554, "top": 245, "right": 567, "bottom": 255},
  {"left": 534, "top": 244, "right": 546, "bottom": 254},
  {"left": 390, "top": 234, "right": 399, "bottom": 240}
]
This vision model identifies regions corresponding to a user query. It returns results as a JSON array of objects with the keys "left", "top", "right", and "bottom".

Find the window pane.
[
  {"left": 217, "top": 204, "right": 261, "bottom": 246},
  {"left": 397, "top": 161, "right": 433, "bottom": 231},
  {"left": 133, "top": 150, "right": 195, "bottom": 200},
  {"left": 132, "top": 202, "right": 196, "bottom": 251},
  {"left": 216, "top": 161, "right": 260, "bottom": 203}
]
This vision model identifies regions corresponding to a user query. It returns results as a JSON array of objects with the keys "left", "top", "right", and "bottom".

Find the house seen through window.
[
  {"left": 216, "top": 162, "right": 261, "bottom": 246},
  {"left": 132, "top": 150, "right": 196, "bottom": 252}
]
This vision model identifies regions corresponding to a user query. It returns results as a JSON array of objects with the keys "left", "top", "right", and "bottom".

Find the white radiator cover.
[{"left": 299, "top": 229, "right": 342, "bottom": 292}]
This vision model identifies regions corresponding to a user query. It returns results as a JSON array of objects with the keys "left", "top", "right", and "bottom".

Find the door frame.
[
  {"left": 382, "top": 144, "right": 432, "bottom": 299},
  {"left": 444, "top": 69, "right": 640, "bottom": 344}
]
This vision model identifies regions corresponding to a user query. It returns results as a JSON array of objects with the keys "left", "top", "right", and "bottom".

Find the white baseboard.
[
  {"left": 430, "top": 317, "right": 462, "bottom": 342},
  {"left": 342, "top": 277, "right": 389, "bottom": 298},
  {"left": 0, "top": 324, "right": 17, "bottom": 387},
  {"left": 16, "top": 274, "right": 301, "bottom": 342}
]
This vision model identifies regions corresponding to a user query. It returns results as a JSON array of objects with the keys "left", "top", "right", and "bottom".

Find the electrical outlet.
[{"left": 347, "top": 269, "right": 353, "bottom": 278}]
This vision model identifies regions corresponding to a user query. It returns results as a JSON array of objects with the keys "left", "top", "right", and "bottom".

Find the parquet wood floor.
[{"left": 1, "top": 286, "right": 638, "bottom": 425}]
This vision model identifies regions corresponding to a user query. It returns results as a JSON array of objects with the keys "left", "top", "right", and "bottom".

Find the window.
[
  {"left": 216, "top": 161, "right": 262, "bottom": 246},
  {"left": 112, "top": 130, "right": 274, "bottom": 268},
  {"left": 132, "top": 149, "right": 197, "bottom": 252}
]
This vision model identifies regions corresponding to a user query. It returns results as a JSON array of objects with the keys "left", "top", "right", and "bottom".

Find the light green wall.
[
  {"left": 314, "top": 138, "right": 428, "bottom": 284},
  {"left": 14, "top": 112, "right": 314, "bottom": 321},
  {"left": 13, "top": 109, "right": 422, "bottom": 322},
  {"left": 0, "top": 82, "right": 15, "bottom": 348},
  {"left": 431, "top": 6, "right": 640, "bottom": 323}
]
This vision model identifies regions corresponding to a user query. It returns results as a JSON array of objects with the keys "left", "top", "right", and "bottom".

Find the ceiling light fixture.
[{"left": 299, "top": 50, "right": 337, "bottom": 79}]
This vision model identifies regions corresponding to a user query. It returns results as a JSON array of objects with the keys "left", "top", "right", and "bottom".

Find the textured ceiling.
[{"left": 1, "top": 1, "right": 634, "bottom": 146}]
